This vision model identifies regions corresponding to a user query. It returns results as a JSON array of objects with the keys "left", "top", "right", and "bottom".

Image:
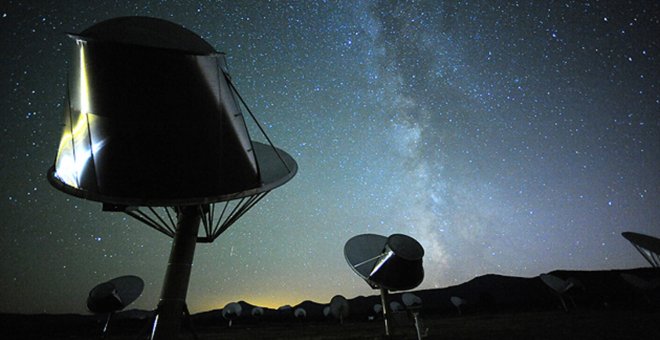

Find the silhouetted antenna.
[
  {"left": 389, "top": 300, "right": 404, "bottom": 312},
  {"left": 344, "top": 233, "right": 424, "bottom": 336},
  {"left": 402, "top": 293, "right": 426, "bottom": 340},
  {"left": 222, "top": 302, "right": 242, "bottom": 327},
  {"left": 540, "top": 273, "right": 574, "bottom": 312},
  {"left": 294, "top": 307, "right": 307, "bottom": 320},
  {"left": 251, "top": 307, "right": 264, "bottom": 318},
  {"left": 329, "top": 295, "right": 350, "bottom": 324},
  {"left": 620, "top": 272, "right": 660, "bottom": 304},
  {"left": 450, "top": 296, "right": 466, "bottom": 315},
  {"left": 87, "top": 275, "right": 144, "bottom": 336},
  {"left": 46, "top": 16, "right": 297, "bottom": 340},
  {"left": 622, "top": 232, "right": 660, "bottom": 268}
]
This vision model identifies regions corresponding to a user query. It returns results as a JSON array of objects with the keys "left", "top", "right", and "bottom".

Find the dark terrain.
[{"left": 3, "top": 268, "right": 659, "bottom": 339}]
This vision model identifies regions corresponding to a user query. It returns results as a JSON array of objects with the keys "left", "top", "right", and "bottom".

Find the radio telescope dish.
[
  {"left": 87, "top": 275, "right": 144, "bottom": 334},
  {"left": 251, "top": 307, "right": 264, "bottom": 318},
  {"left": 87, "top": 275, "right": 144, "bottom": 314},
  {"left": 329, "top": 295, "right": 350, "bottom": 324},
  {"left": 621, "top": 273, "right": 658, "bottom": 290},
  {"left": 294, "top": 308, "right": 307, "bottom": 319},
  {"left": 402, "top": 293, "right": 422, "bottom": 308},
  {"left": 46, "top": 16, "right": 297, "bottom": 340},
  {"left": 450, "top": 296, "right": 466, "bottom": 315},
  {"left": 344, "top": 233, "right": 424, "bottom": 336},
  {"left": 345, "top": 234, "right": 424, "bottom": 291},
  {"left": 540, "top": 273, "right": 575, "bottom": 312},
  {"left": 622, "top": 232, "right": 660, "bottom": 267},
  {"left": 222, "top": 302, "right": 242, "bottom": 327}
]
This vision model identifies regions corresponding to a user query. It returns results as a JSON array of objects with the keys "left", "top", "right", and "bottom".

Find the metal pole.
[
  {"left": 380, "top": 287, "right": 391, "bottom": 336},
  {"left": 151, "top": 206, "right": 201, "bottom": 340}
]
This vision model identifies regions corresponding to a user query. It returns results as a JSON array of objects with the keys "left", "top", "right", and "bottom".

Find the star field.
[{"left": 0, "top": 1, "right": 658, "bottom": 314}]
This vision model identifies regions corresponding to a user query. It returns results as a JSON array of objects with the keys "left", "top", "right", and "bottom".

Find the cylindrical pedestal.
[
  {"left": 380, "top": 287, "right": 391, "bottom": 336},
  {"left": 151, "top": 206, "right": 201, "bottom": 340}
]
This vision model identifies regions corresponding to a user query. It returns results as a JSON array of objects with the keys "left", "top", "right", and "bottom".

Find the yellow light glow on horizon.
[{"left": 191, "top": 293, "right": 317, "bottom": 313}]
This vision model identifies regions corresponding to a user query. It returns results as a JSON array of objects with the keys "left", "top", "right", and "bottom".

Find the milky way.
[{"left": 1, "top": 1, "right": 658, "bottom": 314}]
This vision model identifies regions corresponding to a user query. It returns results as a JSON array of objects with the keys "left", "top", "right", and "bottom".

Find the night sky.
[{"left": 1, "top": 1, "right": 658, "bottom": 314}]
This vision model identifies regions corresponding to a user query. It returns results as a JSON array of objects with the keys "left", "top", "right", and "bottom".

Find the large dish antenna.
[
  {"left": 47, "top": 16, "right": 297, "bottom": 340},
  {"left": 344, "top": 233, "right": 424, "bottom": 336},
  {"left": 622, "top": 232, "right": 660, "bottom": 267}
]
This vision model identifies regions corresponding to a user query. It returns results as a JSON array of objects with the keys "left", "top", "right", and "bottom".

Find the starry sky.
[{"left": 1, "top": 1, "right": 658, "bottom": 315}]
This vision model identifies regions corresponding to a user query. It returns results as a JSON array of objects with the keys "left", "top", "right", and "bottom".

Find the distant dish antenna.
[
  {"left": 46, "top": 16, "right": 297, "bottom": 340},
  {"left": 251, "top": 307, "right": 264, "bottom": 318},
  {"left": 389, "top": 301, "right": 404, "bottom": 312},
  {"left": 402, "top": 293, "right": 422, "bottom": 308},
  {"left": 329, "top": 295, "right": 350, "bottom": 324},
  {"left": 449, "top": 296, "right": 466, "bottom": 315},
  {"left": 402, "top": 293, "right": 426, "bottom": 340},
  {"left": 622, "top": 232, "right": 660, "bottom": 267},
  {"left": 540, "top": 273, "right": 575, "bottom": 312},
  {"left": 222, "top": 302, "right": 242, "bottom": 327},
  {"left": 87, "top": 275, "right": 144, "bottom": 335},
  {"left": 344, "top": 233, "right": 424, "bottom": 336},
  {"left": 621, "top": 273, "right": 658, "bottom": 290},
  {"left": 294, "top": 308, "right": 307, "bottom": 319},
  {"left": 322, "top": 305, "right": 331, "bottom": 318},
  {"left": 373, "top": 303, "right": 383, "bottom": 315}
]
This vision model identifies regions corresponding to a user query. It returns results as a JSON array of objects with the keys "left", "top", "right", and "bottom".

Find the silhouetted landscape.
[{"left": 3, "top": 267, "right": 659, "bottom": 339}]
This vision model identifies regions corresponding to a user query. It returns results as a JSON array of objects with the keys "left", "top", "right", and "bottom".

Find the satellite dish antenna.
[
  {"left": 402, "top": 293, "right": 422, "bottom": 308},
  {"left": 402, "top": 293, "right": 426, "bottom": 340},
  {"left": 540, "top": 273, "right": 575, "bottom": 312},
  {"left": 222, "top": 302, "right": 242, "bottom": 327},
  {"left": 329, "top": 295, "right": 350, "bottom": 324},
  {"left": 389, "top": 301, "right": 404, "bottom": 312},
  {"left": 620, "top": 272, "right": 660, "bottom": 304},
  {"left": 87, "top": 275, "right": 144, "bottom": 335},
  {"left": 294, "top": 307, "right": 307, "bottom": 320},
  {"left": 622, "top": 232, "right": 660, "bottom": 267},
  {"left": 322, "top": 305, "right": 331, "bottom": 318},
  {"left": 46, "top": 16, "right": 297, "bottom": 340},
  {"left": 450, "top": 296, "right": 466, "bottom": 315},
  {"left": 344, "top": 233, "right": 424, "bottom": 336},
  {"left": 373, "top": 303, "right": 383, "bottom": 315},
  {"left": 251, "top": 307, "right": 264, "bottom": 318}
]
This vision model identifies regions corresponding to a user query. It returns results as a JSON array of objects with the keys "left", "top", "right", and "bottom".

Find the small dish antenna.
[
  {"left": 222, "top": 302, "right": 242, "bottom": 327},
  {"left": 329, "top": 295, "right": 350, "bottom": 324},
  {"left": 87, "top": 275, "right": 144, "bottom": 335},
  {"left": 402, "top": 293, "right": 426, "bottom": 340},
  {"left": 622, "top": 232, "right": 660, "bottom": 267},
  {"left": 322, "top": 305, "right": 330, "bottom": 318},
  {"left": 373, "top": 303, "right": 383, "bottom": 315},
  {"left": 294, "top": 307, "right": 307, "bottom": 320},
  {"left": 449, "top": 296, "right": 466, "bottom": 315},
  {"left": 389, "top": 301, "right": 404, "bottom": 312},
  {"left": 344, "top": 233, "right": 424, "bottom": 336},
  {"left": 46, "top": 16, "right": 297, "bottom": 340},
  {"left": 402, "top": 293, "right": 422, "bottom": 308},
  {"left": 540, "top": 273, "right": 575, "bottom": 312},
  {"left": 251, "top": 307, "right": 264, "bottom": 318}
]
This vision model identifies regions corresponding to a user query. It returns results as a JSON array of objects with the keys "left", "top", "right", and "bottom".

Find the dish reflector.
[
  {"left": 344, "top": 233, "right": 424, "bottom": 291},
  {"left": 622, "top": 232, "right": 660, "bottom": 267},
  {"left": 87, "top": 275, "right": 144, "bottom": 314},
  {"left": 47, "top": 16, "right": 297, "bottom": 207}
]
